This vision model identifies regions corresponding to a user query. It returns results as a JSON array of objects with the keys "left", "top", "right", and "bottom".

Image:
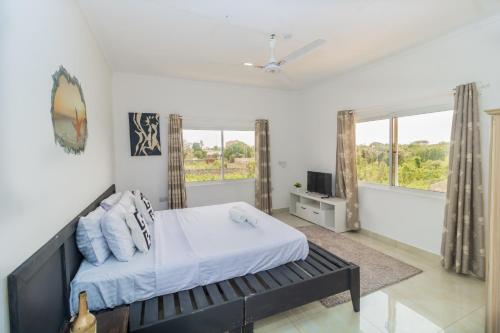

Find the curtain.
[
  {"left": 441, "top": 83, "right": 485, "bottom": 278},
  {"left": 168, "top": 114, "right": 187, "bottom": 209},
  {"left": 255, "top": 119, "right": 272, "bottom": 214},
  {"left": 335, "top": 110, "right": 360, "bottom": 231}
]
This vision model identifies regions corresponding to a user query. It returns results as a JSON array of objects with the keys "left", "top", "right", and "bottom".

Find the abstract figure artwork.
[
  {"left": 50, "top": 66, "right": 87, "bottom": 154},
  {"left": 128, "top": 113, "right": 161, "bottom": 156}
]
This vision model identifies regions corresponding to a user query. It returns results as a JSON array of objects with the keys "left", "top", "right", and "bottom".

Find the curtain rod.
[
  {"left": 163, "top": 115, "right": 256, "bottom": 122},
  {"left": 452, "top": 82, "right": 490, "bottom": 93},
  {"left": 354, "top": 82, "right": 491, "bottom": 117}
]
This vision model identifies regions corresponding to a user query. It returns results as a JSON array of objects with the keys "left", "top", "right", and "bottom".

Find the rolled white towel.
[
  {"left": 229, "top": 206, "right": 258, "bottom": 228},
  {"left": 229, "top": 206, "right": 247, "bottom": 224}
]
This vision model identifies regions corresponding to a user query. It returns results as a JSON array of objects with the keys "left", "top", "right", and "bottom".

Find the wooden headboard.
[{"left": 8, "top": 185, "right": 116, "bottom": 333}]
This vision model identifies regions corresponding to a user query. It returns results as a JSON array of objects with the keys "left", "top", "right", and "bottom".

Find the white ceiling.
[{"left": 78, "top": 0, "right": 500, "bottom": 90}]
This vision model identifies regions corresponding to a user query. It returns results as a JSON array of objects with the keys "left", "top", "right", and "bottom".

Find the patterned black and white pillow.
[
  {"left": 133, "top": 190, "right": 155, "bottom": 224},
  {"left": 125, "top": 208, "right": 152, "bottom": 252}
]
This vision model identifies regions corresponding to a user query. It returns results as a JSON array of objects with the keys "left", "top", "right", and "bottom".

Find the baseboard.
[
  {"left": 272, "top": 207, "right": 289, "bottom": 214},
  {"left": 359, "top": 229, "right": 441, "bottom": 264}
]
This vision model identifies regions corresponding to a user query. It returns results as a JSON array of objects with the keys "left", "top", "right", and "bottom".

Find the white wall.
[
  {"left": 112, "top": 73, "right": 304, "bottom": 210},
  {"left": 0, "top": 0, "right": 114, "bottom": 331},
  {"left": 299, "top": 14, "right": 500, "bottom": 254}
]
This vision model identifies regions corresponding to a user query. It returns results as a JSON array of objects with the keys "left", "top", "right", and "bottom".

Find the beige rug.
[{"left": 297, "top": 225, "right": 423, "bottom": 308}]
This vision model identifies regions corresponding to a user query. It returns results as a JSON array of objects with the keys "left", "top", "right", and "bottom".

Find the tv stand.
[{"left": 289, "top": 191, "right": 347, "bottom": 233}]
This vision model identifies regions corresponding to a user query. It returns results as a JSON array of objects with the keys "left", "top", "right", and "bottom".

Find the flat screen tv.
[{"left": 307, "top": 171, "right": 333, "bottom": 196}]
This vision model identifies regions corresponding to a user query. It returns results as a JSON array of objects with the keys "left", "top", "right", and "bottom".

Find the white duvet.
[
  {"left": 175, "top": 202, "right": 309, "bottom": 285},
  {"left": 70, "top": 202, "right": 308, "bottom": 314}
]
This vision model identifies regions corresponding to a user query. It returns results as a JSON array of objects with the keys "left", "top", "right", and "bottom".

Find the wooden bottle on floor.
[{"left": 71, "top": 292, "right": 96, "bottom": 333}]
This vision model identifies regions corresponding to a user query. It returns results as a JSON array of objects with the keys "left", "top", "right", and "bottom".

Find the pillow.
[
  {"left": 101, "top": 205, "right": 136, "bottom": 261},
  {"left": 100, "top": 192, "right": 122, "bottom": 211},
  {"left": 117, "top": 190, "right": 136, "bottom": 213},
  {"left": 76, "top": 207, "right": 110, "bottom": 266},
  {"left": 125, "top": 208, "right": 152, "bottom": 252},
  {"left": 133, "top": 190, "right": 155, "bottom": 224}
]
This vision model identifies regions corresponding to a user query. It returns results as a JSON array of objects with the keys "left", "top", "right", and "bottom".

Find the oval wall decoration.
[{"left": 50, "top": 66, "right": 87, "bottom": 154}]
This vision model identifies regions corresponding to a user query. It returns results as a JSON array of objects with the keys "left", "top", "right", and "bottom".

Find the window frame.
[
  {"left": 355, "top": 106, "right": 452, "bottom": 195},
  {"left": 183, "top": 128, "right": 256, "bottom": 186}
]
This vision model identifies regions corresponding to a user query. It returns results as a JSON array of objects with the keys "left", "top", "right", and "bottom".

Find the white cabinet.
[{"left": 290, "top": 190, "right": 347, "bottom": 232}]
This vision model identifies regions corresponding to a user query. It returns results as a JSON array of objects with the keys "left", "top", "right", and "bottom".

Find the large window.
[
  {"left": 183, "top": 129, "right": 255, "bottom": 183},
  {"left": 356, "top": 110, "right": 453, "bottom": 192}
]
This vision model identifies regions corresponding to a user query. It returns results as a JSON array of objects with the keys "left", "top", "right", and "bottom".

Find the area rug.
[{"left": 297, "top": 225, "right": 423, "bottom": 308}]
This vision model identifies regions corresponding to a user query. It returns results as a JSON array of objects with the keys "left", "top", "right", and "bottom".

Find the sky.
[
  {"left": 356, "top": 110, "right": 453, "bottom": 145},
  {"left": 53, "top": 75, "right": 86, "bottom": 118},
  {"left": 183, "top": 129, "right": 254, "bottom": 148}
]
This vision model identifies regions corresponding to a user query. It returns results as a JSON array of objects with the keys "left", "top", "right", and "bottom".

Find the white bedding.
[
  {"left": 70, "top": 203, "right": 308, "bottom": 314},
  {"left": 70, "top": 210, "right": 199, "bottom": 314},
  {"left": 176, "top": 202, "right": 309, "bottom": 285}
]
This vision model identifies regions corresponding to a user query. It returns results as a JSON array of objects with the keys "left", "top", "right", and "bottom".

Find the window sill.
[
  {"left": 186, "top": 178, "right": 256, "bottom": 187},
  {"left": 358, "top": 182, "right": 446, "bottom": 200}
]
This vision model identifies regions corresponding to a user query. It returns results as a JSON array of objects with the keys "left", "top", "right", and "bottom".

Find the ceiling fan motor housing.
[{"left": 265, "top": 62, "right": 281, "bottom": 73}]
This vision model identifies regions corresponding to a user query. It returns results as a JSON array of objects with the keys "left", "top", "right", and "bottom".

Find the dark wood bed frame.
[{"left": 8, "top": 185, "right": 360, "bottom": 333}]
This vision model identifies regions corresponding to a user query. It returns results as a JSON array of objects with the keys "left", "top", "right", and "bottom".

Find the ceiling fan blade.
[{"left": 278, "top": 39, "right": 325, "bottom": 66}]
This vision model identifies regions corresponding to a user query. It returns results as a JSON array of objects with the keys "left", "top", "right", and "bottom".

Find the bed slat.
[
  {"left": 178, "top": 290, "right": 193, "bottom": 315},
  {"left": 143, "top": 297, "right": 158, "bottom": 325},
  {"left": 305, "top": 256, "right": 329, "bottom": 273},
  {"left": 218, "top": 280, "right": 238, "bottom": 301},
  {"left": 277, "top": 265, "right": 301, "bottom": 283},
  {"left": 129, "top": 301, "right": 142, "bottom": 330},
  {"left": 308, "top": 251, "right": 339, "bottom": 271},
  {"left": 244, "top": 274, "right": 266, "bottom": 293},
  {"left": 163, "top": 294, "right": 176, "bottom": 318},
  {"left": 256, "top": 271, "right": 280, "bottom": 288},
  {"left": 268, "top": 268, "right": 291, "bottom": 285},
  {"left": 206, "top": 283, "right": 224, "bottom": 305},
  {"left": 309, "top": 243, "right": 349, "bottom": 267},
  {"left": 286, "top": 262, "right": 310, "bottom": 280},
  {"left": 234, "top": 277, "right": 252, "bottom": 296},
  {"left": 296, "top": 259, "right": 321, "bottom": 276},
  {"left": 192, "top": 286, "right": 209, "bottom": 309}
]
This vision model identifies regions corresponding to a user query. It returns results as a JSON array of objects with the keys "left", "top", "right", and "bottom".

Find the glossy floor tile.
[{"left": 257, "top": 213, "right": 486, "bottom": 333}]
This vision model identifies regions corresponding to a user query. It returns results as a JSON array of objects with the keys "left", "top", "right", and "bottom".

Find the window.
[
  {"left": 396, "top": 111, "right": 453, "bottom": 191},
  {"left": 183, "top": 129, "right": 255, "bottom": 183},
  {"left": 356, "top": 119, "right": 391, "bottom": 185},
  {"left": 356, "top": 110, "right": 453, "bottom": 192},
  {"left": 223, "top": 131, "right": 256, "bottom": 180}
]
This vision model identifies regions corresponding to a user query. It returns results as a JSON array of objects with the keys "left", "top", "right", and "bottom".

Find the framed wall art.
[{"left": 128, "top": 112, "right": 161, "bottom": 156}]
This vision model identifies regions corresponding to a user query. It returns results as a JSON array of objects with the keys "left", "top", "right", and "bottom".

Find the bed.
[
  {"left": 8, "top": 185, "right": 359, "bottom": 333},
  {"left": 70, "top": 202, "right": 309, "bottom": 314}
]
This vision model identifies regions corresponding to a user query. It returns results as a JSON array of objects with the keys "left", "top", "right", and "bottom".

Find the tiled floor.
[{"left": 254, "top": 212, "right": 486, "bottom": 333}]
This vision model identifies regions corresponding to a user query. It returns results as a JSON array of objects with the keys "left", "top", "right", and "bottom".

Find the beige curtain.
[
  {"left": 255, "top": 119, "right": 272, "bottom": 214},
  {"left": 441, "top": 83, "right": 485, "bottom": 278},
  {"left": 335, "top": 110, "right": 360, "bottom": 231},
  {"left": 168, "top": 114, "right": 187, "bottom": 209}
]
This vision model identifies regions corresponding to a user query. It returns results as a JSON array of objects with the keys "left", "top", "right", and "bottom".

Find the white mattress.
[{"left": 70, "top": 203, "right": 308, "bottom": 314}]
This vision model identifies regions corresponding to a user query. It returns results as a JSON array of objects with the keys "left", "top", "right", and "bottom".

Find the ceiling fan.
[{"left": 244, "top": 34, "right": 325, "bottom": 74}]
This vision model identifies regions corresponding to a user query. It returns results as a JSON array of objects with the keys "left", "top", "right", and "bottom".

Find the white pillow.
[
  {"left": 100, "top": 192, "right": 122, "bottom": 211},
  {"left": 76, "top": 207, "right": 110, "bottom": 265},
  {"left": 101, "top": 205, "right": 136, "bottom": 261},
  {"left": 117, "top": 190, "right": 136, "bottom": 213},
  {"left": 125, "top": 208, "right": 152, "bottom": 252},
  {"left": 133, "top": 190, "right": 155, "bottom": 224}
]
